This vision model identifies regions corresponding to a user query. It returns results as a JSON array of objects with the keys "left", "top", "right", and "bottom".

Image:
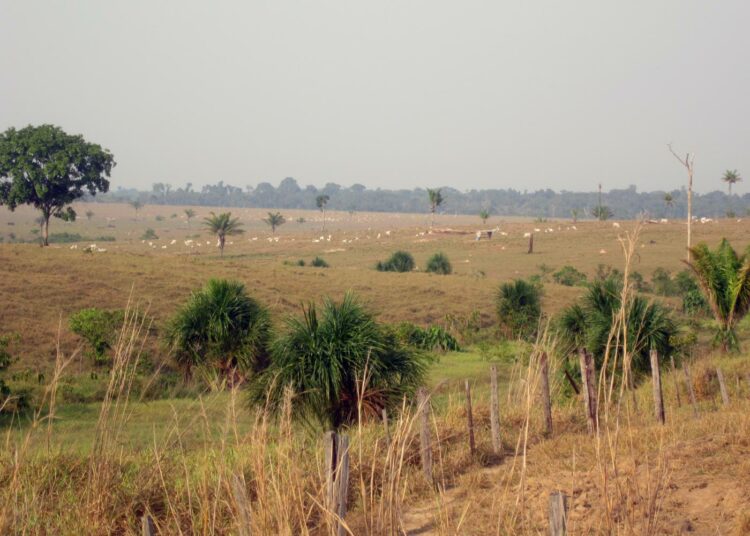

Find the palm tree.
[
  {"left": 496, "top": 279, "right": 542, "bottom": 339},
  {"left": 263, "top": 211, "right": 285, "bottom": 234},
  {"left": 686, "top": 239, "right": 750, "bottom": 351},
  {"left": 203, "top": 212, "right": 244, "bottom": 257},
  {"left": 558, "top": 277, "right": 677, "bottom": 372},
  {"left": 663, "top": 193, "right": 674, "bottom": 218},
  {"left": 721, "top": 169, "right": 742, "bottom": 196},
  {"left": 184, "top": 208, "right": 196, "bottom": 228},
  {"left": 571, "top": 208, "right": 580, "bottom": 224},
  {"left": 479, "top": 209, "right": 490, "bottom": 224},
  {"left": 129, "top": 199, "right": 143, "bottom": 220},
  {"left": 248, "top": 292, "right": 426, "bottom": 429},
  {"left": 316, "top": 195, "right": 330, "bottom": 231},
  {"left": 427, "top": 188, "right": 444, "bottom": 228},
  {"left": 165, "top": 279, "right": 271, "bottom": 381}
]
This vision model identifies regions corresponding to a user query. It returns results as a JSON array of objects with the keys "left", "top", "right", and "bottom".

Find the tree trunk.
[
  {"left": 42, "top": 212, "right": 50, "bottom": 246},
  {"left": 219, "top": 235, "right": 225, "bottom": 257}
]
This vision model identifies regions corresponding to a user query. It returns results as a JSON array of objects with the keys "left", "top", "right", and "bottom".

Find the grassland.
[{"left": 1, "top": 202, "right": 750, "bottom": 534}]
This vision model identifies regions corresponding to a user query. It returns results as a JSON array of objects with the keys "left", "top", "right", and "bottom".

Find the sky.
[{"left": 1, "top": 1, "right": 748, "bottom": 194}]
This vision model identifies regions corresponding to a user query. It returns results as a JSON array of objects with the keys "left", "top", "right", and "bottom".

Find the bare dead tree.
[{"left": 668, "top": 144, "right": 695, "bottom": 262}]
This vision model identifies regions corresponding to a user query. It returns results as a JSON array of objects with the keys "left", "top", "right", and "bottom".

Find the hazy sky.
[{"left": 2, "top": 1, "right": 748, "bottom": 194}]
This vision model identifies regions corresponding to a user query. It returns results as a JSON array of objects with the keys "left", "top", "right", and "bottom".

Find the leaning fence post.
[
  {"left": 670, "top": 356, "right": 682, "bottom": 407},
  {"left": 464, "top": 379, "right": 476, "bottom": 457},
  {"left": 650, "top": 349, "right": 665, "bottom": 424},
  {"left": 490, "top": 364, "right": 502, "bottom": 454},
  {"left": 335, "top": 434, "right": 350, "bottom": 536},
  {"left": 540, "top": 352, "right": 553, "bottom": 436},
  {"left": 141, "top": 514, "right": 155, "bottom": 536},
  {"left": 324, "top": 430, "right": 338, "bottom": 511},
  {"left": 578, "top": 348, "right": 597, "bottom": 433},
  {"left": 716, "top": 367, "right": 730, "bottom": 406},
  {"left": 231, "top": 474, "right": 252, "bottom": 536},
  {"left": 683, "top": 363, "right": 699, "bottom": 417},
  {"left": 548, "top": 491, "right": 568, "bottom": 535},
  {"left": 417, "top": 387, "right": 433, "bottom": 482}
]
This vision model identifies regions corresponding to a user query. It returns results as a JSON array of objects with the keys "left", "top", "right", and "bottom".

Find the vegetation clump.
[
  {"left": 376, "top": 251, "right": 415, "bottom": 273},
  {"left": 141, "top": 228, "right": 158, "bottom": 240},
  {"left": 553, "top": 265, "right": 587, "bottom": 286},
  {"left": 165, "top": 279, "right": 271, "bottom": 380},
  {"left": 69, "top": 308, "right": 125, "bottom": 366},
  {"left": 310, "top": 256, "right": 329, "bottom": 268},
  {"left": 425, "top": 252, "right": 452, "bottom": 275},
  {"left": 394, "top": 322, "right": 460, "bottom": 352},
  {"left": 496, "top": 279, "right": 542, "bottom": 339}
]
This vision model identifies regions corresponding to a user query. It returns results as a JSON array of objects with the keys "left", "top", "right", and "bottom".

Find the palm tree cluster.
[{"left": 558, "top": 277, "right": 677, "bottom": 373}]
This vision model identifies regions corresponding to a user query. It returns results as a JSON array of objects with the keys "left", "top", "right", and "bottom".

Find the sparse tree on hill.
[
  {"left": 203, "top": 211, "right": 244, "bottom": 257},
  {"left": 129, "top": 199, "right": 143, "bottom": 220},
  {"left": 427, "top": 188, "right": 444, "bottom": 228},
  {"left": 263, "top": 211, "right": 285, "bottom": 234},
  {"left": 0, "top": 125, "right": 115, "bottom": 246},
  {"left": 184, "top": 208, "right": 196, "bottom": 227},
  {"left": 316, "top": 194, "right": 330, "bottom": 231},
  {"left": 479, "top": 209, "right": 490, "bottom": 224}
]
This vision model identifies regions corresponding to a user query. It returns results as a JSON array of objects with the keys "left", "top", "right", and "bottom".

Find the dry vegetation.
[{"left": 1, "top": 203, "right": 750, "bottom": 534}]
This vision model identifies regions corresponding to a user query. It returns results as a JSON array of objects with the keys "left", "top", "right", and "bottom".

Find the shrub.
[
  {"left": 165, "top": 279, "right": 271, "bottom": 380},
  {"left": 394, "top": 322, "right": 460, "bottom": 352},
  {"left": 553, "top": 265, "right": 587, "bottom": 286},
  {"left": 69, "top": 308, "right": 124, "bottom": 366},
  {"left": 376, "top": 251, "right": 415, "bottom": 273},
  {"left": 0, "top": 333, "right": 18, "bottom": 370},
  {"left": 93, "top": 235, "right": 116, "bottom": 242},
  {"left": 310, "top": 256, "right": 329, "bottom": 268},
  {"left": 48, "top": 232, "right": 83, "bottom": 243},
  {"left": 155, "top": 215, "right": 165, "bottom": 222},
  {"left": 629, "top": 271, "right": 650, "bottom": 292},
  {"left": 297, "top": 259, "right": 306, "bottom": 266},
  {"left": 496, "top": 279, "right": 542, "bottom": 339},
  {"left": 250, "top": 292, "right": 427, "bottom": 429},
  {"left": 141, "top": 228, "right": 159, "bottom": 240},
  {"left": 425, "top": 252, "right": 452, "bottom": 274},
  {"left": 651, "top": 267, "right": 678, "bottom": 296}
]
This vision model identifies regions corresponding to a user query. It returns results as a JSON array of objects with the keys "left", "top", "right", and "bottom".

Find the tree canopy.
[{"left": 0, "top": 125, "right": 115, "bottom": 245}]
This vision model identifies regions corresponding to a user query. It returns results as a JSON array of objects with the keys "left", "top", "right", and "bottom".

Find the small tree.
[
  {"left": 479, "top": 209, "right": 490, "bottom": 224},
  {"left": 69, "top": 308, "right": 124, "bottom": 366},
  {"left": 592, "top": 205, "right": 613, "bottom": 221},
  {"left": 165, "top": 279, "right": 271, "bottom": 381},
  {"left": 316, "top": 195, "right": 330, "bottom": 231},
  {"left": 496, "top": 279, "right": 542, "bottom": 339},
  {"left": 129, "top": 199, "right": 143, "bottom": 220},
  {"left": 184, "top": 208, "right": 196, "bottom": 227},
  {"left": 203, "top": 212, "right": 244, "bottom": 257},
  {"left": 663, "top": 193, "right": 674, "bottom": 218},
  {"left": 0, "top": 125, "right": 115, "bottom": 245},
  {"left": 571, "top": 208, "right": 580, "bottom": 223},
  {"left": 263, "top": 211, "right": 285, "bottom": 234},
  {"left": 427, "top": 188, "right": 444, "bottom": 228},
  {"left": 249, "top": 292, "right": 426, "bottom": 429}
]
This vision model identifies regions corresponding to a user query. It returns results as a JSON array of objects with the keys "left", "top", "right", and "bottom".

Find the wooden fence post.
[
  {"left": 528, "top": 233, "right": 534, "bottom": 254},
  {"left": 670, "top": 356, "right": 682, "bottom": 407},
  {"left": 417, "top": 387, "right": 433, "bottom": 482},
  {"left": 231, "top": 474, "right": 252, "bottom": 536},
  {"left": 335, "top": 434, "right": 350, "bottom": 536},
  {"left": 578, "top": 348, "right": 597, "bottom": 433},
  {"left": 490, "top": 364, "right": 502, "bottom": 454},
  {"left": 650, "top": 349, "right": 665, "bottom": 424},
  {"left": 464, "top": 380, "right": 476, "bottom": 457},
  {"left": 382, "top": 408, "right": 391, "bottom": 447},
  {"left": 683, "top": 363, "right": 699, "bottom": 417},
  {"left": 324, "top": 430, "right": 338, "bottom": 511},
  {"left": 540, "top": 352, "right": 553, "bottom": 436},
  {"left": 141, "top": 514, "right": 155, "bottom": 536},
  {"left": 548, "top": 491, "right": 568, "bottom": 535},
  {"left": 716, "top": 367, "right": 730, "bottom": 406}
]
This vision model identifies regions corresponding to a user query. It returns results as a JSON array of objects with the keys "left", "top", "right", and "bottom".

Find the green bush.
[
  {"left": 69, "top": 308, "right": 124, "bottom": 366},
  {"left": 48, "top": 232, "right": 83, "bottom": 243},
  {"left": 141, "top": 228, "right": 159, "bottom": 240},
  {"left": 394, "top": 322, "right": 460, "bottom": 351},
  {"left": 425, "top": 252, "right": 452, "bottom": 274},
  {"left": 94, "top": 235, "right": 116, "bottom": 242},
  {"left": 496, "top": 279, "right": 542, "bottom": 339},
  {"left": 376, "top": 251, "right": 415, "bottom": 273},
  {"left": 651, "top": 267, "right": 678, "bottom": 296},
  {"left": 553, "top": 265, "right": 587, "bottom": 286},
  {"left": 311, "top": 256, "right": 329, "bottom": 268}
]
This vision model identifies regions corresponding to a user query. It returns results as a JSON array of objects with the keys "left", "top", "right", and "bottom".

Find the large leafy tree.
[
  {"left": 250, "top": 292, "right": 427, "bottom": 430},
  {"left": 203, "top": 211, "right": 243, "bottom": 256},
  {"left": 0, "top": 125, "right": 115, "bottom": 245},
  {"left": 165, "top": 279, "right": 271, "bottom": 381},
  {"left": 427, "top": 188, "right": 444, "bottom": 228},
  {"left": 686, "top": 239, "right": 750, "bottom": 351},
  {"left": 558, "top": 277, "right": 677, "bottom": 373}
]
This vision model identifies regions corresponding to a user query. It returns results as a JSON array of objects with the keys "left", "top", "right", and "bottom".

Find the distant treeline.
[{"left": 91, "top": 178, "right": 749, "bottom": 220}]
